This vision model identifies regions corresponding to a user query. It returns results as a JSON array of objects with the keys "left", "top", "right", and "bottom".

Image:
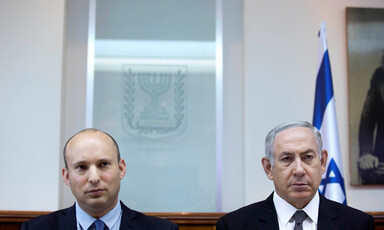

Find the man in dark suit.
[
  {"left": 217, "top": 121, "right": 374, "bottom": 230},
  {"left": 21, "top": 128, "right": 178, "bottom": 230}
]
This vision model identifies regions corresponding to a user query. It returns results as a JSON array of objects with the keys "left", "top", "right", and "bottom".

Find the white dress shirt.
[{"left": 273, "top": 191, "right": 320, "bottom": 230}]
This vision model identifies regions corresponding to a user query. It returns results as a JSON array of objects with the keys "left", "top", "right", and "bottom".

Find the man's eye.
[
  {"left": 303, "top": 155, "right": 314, "bottom": 161},
  {"left": 75, "top": 165, "right": 86, "bottom": 170},
  {"left": 100, "top": 162, "right": 110, "bottom": 167},
  {"left": 281, "top": 157, "right": 292, "bottom": 162}
]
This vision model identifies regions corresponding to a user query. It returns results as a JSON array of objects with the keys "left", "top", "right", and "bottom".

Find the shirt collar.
[
  {"left": 273, "top": 191, "right": 320, "bottom": 227},
  {"left": 302, "top": 191, "right": 319, "bottom": 226},
  {"left": 76, "top": 200, "right": 122, "bottom": 230}
]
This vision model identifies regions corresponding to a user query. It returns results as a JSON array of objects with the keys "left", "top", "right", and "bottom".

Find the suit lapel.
[
  {"left": 255, "top": 193, "right": 280, "bottom": 230},
  {"left": 317, "top": 194, "right": 339, "bottom": 230},
  {"left": 57, "top": 204, "right": 77, "bottom": 230},
  {"left": 119, "top": 202, "right": 138, "bottom": 230}
]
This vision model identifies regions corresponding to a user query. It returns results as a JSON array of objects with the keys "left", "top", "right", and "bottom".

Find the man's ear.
[
  {"left": 119, "top": 159, "right": 127, "bottom": 180},
  {"left": 320, "top": 149, "right": 328, "bottom": 174},
  {"left": 262, "top": 157, "right": 274, "bottom": 180},
  {"left": 62, "top": 168, "right": 70, "bottom": 186}
]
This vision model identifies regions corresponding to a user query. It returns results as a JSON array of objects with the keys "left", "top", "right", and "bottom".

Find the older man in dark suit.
[
  {"left": 21, "top": 129, "right": 178, "bottom": 230},
  {"left": 217, "top": 121, "right": 374, "bottom": 230}
]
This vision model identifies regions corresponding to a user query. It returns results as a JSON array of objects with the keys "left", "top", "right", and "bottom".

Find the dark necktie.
[
  {"left": 92, "top": 219, "right": 107, "bottom": 230},
  {"left": 293, "top": 210, "right": 307, "bottom": 230}
]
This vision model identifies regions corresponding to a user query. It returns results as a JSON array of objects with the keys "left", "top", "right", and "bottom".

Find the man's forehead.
[
  {"left": 275, "top": 127, "right": 314, "bottom": 141},
  {"left": 66, "top": 132, "right": 116, "bottom": 157},
  {"left": 68, "top": 131, "right": 113, "bottom": 147},
  {"left": 66, "top": 146, "right": 117, "bottom": 166},
  {"left": 71, "top": 156, "right": 113, "bottom": 165},
  {"left": 273, "top": 127, "right": 317, "bottom": 150}
]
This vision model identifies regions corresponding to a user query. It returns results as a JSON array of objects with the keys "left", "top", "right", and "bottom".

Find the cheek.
[
  {"left": 101, "top": 171, "right": 119, "bottom": 182},
  {"left": 69, "top": 174, "right": 87, "bottom": 187},
  {"left": 307, "top": 167, "right": 322, "bottom": 183},
  {"left": 274, "top": 168, "right": 290, "bottom": 182},
  {"left": 315, "top": 169, "right": 324, "bottom": 180},
  {"left": 272, "top": 171, "right": 285, "bottom": 186}
]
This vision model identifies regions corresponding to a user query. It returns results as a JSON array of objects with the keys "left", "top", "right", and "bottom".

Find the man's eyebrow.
[
  {"left": 97, "top": 158, "right": 113, "bottom": 162},
  {"left": 301, "top": 149, "right": 316, "bottom": 155},
  {"left": 72, "top": 161, "right": 87, "bottom": 167},
  {"left": 279, "top": 152, "right": 294, "bottom": 157},
  {"left": 278, "top": 149, "right": 316, "bottom": 157}
]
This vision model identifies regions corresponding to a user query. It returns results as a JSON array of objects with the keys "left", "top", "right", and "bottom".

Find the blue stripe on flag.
[{"left": 312, "top": 50, "right": 334, "bottom": 129}]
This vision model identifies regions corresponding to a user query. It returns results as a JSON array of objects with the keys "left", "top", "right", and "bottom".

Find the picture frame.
[{"left": 347, "top": 7, "right": 384, "bottom": 185}]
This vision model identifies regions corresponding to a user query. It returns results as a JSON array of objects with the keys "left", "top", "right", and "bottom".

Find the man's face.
[
  {"left": 62, "top": 131, "right": 126, "bottom": 218},
  {"left": 262, "top": 127, "right": 327, "bottom": 209}
]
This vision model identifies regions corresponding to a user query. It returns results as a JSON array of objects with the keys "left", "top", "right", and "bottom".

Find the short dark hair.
[{"left": 63, "top": 128, "right": 121, "bottom": 169}]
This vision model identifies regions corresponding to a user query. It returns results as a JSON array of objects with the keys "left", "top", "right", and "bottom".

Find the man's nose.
[
  {"left": 88, "top": 166, "right": 100, "bottom": 183},
  {"left": 293, "top": 158, "right": 305, "bottom": 176}
]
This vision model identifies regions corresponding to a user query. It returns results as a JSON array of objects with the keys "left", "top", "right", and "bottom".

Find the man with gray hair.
[{"left": 216, "top": 121, "right": 374, "bottom": 230}]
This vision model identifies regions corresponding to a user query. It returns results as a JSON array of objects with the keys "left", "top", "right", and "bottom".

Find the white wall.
[
  {"left": 0, "top": 0, "right": 65, "bottom": 210},
  {"left": 1, "top": 0, "right": 383, "bottom": 213},
  {"left": 243, "top": 0, "right": 384, "bottom": 212}
]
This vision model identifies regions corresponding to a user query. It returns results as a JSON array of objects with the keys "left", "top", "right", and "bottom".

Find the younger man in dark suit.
[
  {"left": 217, "top": 121, "right": 374, "bottom": 230},
  {"left": 22, "top": 128, "right": 178, "bottom": 230}
]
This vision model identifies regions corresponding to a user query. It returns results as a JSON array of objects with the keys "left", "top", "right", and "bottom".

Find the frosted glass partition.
[{"left": 91, "top": 1, "right": 218, "bottom": 212}]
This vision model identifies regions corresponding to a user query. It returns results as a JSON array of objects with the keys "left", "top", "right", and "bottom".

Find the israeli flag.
[{"left": 313, "top": 22, "right": 346, "bottom": 205}]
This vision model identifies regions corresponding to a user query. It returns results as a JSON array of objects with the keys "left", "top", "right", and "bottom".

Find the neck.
[{"left": 80, "top": 199, "right": 119, "bottom": 219}]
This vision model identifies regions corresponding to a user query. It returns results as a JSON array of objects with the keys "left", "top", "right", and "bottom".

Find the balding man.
[{"left": 22, "top": 128, "right": 179, "bottom": 230}]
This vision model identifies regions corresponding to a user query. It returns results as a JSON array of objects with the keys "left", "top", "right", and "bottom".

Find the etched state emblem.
[{"left": 122, "top": 65, "right": 188, "bottom": 138}]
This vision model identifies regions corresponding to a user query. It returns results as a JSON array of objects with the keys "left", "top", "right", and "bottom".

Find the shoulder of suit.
[
  {"left": 121, "top": 203, "right": 177, "bottom": 227},
  {"left": 219, "top": 199, "right": 269, "bottom": 220},
  {"left": 135, "top": 210, "right": 177, "bottom": 226},
  {"left": 22, "top": 205, "right": 75, "bottom": 226},
  {"left": 321, "top": 195, "right": 373, "bottom": 219}
]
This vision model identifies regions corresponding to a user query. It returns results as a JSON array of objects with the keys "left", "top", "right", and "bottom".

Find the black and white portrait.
[{"left": 347, "top": 7, "right": 384, "bottom": 185}]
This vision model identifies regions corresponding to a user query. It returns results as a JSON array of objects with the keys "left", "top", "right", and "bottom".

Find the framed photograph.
[{"left": 347, "top": 7, "right": 384, "bottom": 185}]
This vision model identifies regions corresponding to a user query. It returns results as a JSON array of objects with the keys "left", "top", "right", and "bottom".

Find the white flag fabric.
[{"left": 313, "top": 22, "right": 346, "bottom": 204}]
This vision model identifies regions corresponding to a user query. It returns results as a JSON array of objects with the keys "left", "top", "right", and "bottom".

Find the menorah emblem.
[
  {"left": 138, "top": 73, "right": 172, "bottom": 120},
  {"left": 122, "top": 65, "right": 187, "bottom": 138}
]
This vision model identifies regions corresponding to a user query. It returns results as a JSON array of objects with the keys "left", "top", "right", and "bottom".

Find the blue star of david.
[{"left": 319, "top": 158, "right": 347, "bottom": 205}]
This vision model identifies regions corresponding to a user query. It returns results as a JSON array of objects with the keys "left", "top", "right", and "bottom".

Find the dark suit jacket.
[
  {"left": 216, "top": 193, "right": 375, "bottom": 230},
  {"left": 21, "top": 201, "right": 179, "bottom": 230}
]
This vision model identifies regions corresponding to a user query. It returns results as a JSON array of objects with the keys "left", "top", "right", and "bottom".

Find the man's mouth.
[
  {"left": 86, "top": 188, "right": 104, "bottom": 196},
  {"left": 291, "top": 183, "right": 308, "bottom": 189}
]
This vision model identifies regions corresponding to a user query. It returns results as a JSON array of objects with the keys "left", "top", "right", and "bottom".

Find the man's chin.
[
  {"left": 85, "top": 197, "right": 107, "bottom": 207},
  {"left": 285, "top": 192, "right": 315, "bottom": 209},
  {"left": 290, "top": 190, "right": 315, "bottom": 201}
]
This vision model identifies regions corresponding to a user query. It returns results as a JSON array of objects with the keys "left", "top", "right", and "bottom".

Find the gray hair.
[{"left": 265, "top": 121, "right": 323, "bottom": 166}]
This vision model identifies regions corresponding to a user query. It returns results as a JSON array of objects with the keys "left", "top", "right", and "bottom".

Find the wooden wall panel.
[{"left": 0, "top": 211, "right": 383, "bottom": 229}]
